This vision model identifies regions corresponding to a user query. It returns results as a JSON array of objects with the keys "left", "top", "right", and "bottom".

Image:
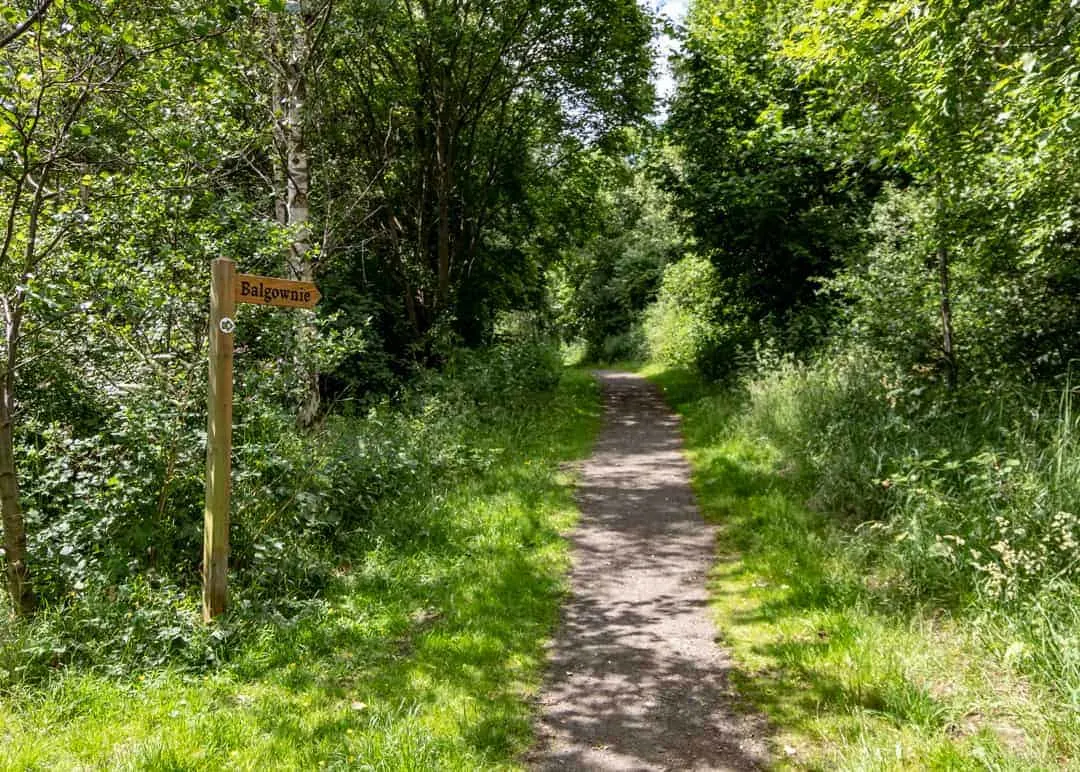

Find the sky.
[{"left": 648, "top": 0, "right": 690, "bottom": 118}]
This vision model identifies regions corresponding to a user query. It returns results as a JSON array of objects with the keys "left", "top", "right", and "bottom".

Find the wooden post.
[{"left": 204, "top": 257, "right": 235, "bottom": 621}]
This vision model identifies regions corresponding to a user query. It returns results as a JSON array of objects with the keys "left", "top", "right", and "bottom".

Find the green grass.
[
  {"left": 643, "top": 364, "right": 1079, "bottom": 771},
  {"left": 0, "top": 370, "right": 602, "bottom": 770}
]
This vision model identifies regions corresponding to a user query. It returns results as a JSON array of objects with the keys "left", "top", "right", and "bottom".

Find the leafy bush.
[
  {"left": 644, "top": 255, "right": 751, "bottom": 380},
  {"left": 447, "top": 338, "right": 563, "bottom": 400},
  {"left": 826, "top": 187, "right": 942, "bottom": 374},
  {"left": 598, "top": 326, "right": 645, "bottom": 363},
  {"left": 550, "top": 154, "right": 686, "bottom": 362},
  {"left": 0, "top": 338, "right": 564, "bottom": 687},
  {"left": 829, "top": 177, "right": 1080, "bottom": 388},
  {"left": 721, "top": 345, "right": 1080, "bottom": 715}
]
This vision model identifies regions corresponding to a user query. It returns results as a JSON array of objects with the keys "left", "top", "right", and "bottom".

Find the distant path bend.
[{"left": 530, "top": 371, "right": 769, "bottom": 771}]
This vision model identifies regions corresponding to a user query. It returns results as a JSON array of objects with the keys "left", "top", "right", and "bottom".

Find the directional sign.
[
  {"left": 205, "top": 260, "right": 325, "bottom": 622},
  {"left": 234, "top": 274, "right": 321, "bottom": 309}
]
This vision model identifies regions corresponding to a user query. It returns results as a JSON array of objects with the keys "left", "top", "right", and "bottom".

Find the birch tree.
[{"left": 266, "top": 0, "right": 332, "bottom": 425}]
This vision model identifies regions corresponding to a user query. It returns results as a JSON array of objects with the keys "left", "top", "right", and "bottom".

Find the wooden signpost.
[{"left": 203, "top": 258, "right": 320, "bottom": 622}]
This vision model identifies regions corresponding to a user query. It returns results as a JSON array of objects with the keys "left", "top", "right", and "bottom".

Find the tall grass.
[
  {"left": 731, "top": 345, "right": 1080, "bottom": 712},
  {"left": 647, "top": 359, "right": 1080, "bottom": 767}
]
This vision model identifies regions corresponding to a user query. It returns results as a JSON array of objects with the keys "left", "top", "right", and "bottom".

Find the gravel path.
[{"left": 530, "top": 371, "right": 769, "bottom": 771}]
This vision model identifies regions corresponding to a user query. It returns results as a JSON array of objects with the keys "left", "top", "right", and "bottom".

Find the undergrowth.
[
  {"left": 0, "top": 349, "right": 601, "bottom": 769},
  {"left": 646, "top": 361, "right": 1080, "bottom": 770}
]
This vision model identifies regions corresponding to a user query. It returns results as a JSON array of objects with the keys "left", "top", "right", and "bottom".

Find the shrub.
[
  {"left": 644, "top": 255, "right": 751, "bottom": 380},
  {"left": 0, "top": 337, "right": 565, "bottom": 685},
  {"left": 739, "top": 343, "right": 1080, "bottom": 606},
  {"left": 598, "top": 326, "right": 646, "bottom": 363}
]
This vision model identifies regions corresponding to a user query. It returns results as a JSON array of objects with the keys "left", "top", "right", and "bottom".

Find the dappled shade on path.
[{"left": 531, "top": 372, "right": 769, "bottom": 771}]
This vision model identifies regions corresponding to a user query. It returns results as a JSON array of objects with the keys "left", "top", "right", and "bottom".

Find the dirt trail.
[{"left": 530, "top": 371, "right": 769, "bottom": 771}]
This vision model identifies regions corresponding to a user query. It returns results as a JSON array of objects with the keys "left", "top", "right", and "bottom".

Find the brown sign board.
[{"left": 234, "top": 274, "right": 321, "bottom": 309}]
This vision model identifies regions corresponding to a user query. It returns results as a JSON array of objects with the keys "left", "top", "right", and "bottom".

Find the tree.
[
  {"left": 0, "top": 0, "right": 238, "bottom": 614},
  {"left": 266, "top": 0, "right": 334, "bottom": 425},
  {"left": 784, "top": 0, "right": 1080, "bottom": 383},
  {"left": 666, "top": 0, "right": 878, "bottom": 348},
  {"left": 313, "top": 0, "right": 654, "bottom": 352},
  {"left": 550, "top": 140, "right": 689, "bottom": 359},
  {"left": 0, "top": 0, "right": 657, "bottom": 616},
  {"left": 0, "top": 0, "right": 145, "bottom": 614}
]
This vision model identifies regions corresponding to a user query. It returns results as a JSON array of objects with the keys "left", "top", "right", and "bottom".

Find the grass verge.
[
  {"left": 0, "top": 370, "right": 601, "bottom": 771},
  {"left": 644, "top": 364, "right": 1078, "bottom": 771}
]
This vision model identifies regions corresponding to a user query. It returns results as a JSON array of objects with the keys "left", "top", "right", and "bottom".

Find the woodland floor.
[{"left": 529, "top": 371, "right": 770, "bottom": 771}]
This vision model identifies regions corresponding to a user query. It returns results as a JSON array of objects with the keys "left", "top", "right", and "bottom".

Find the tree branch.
[{"left": 0, "top": 0, "right": 53, "bottom": 51}]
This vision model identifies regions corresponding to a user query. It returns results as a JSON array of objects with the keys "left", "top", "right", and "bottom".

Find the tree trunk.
[
  {"left": 285, "top": 46, "right": 320, "bottom": 427},
  {"left": 283, "top": 43, "right": 311, "bottom": 280},
  {"left": 434, "top": 69, "right": 454, "bottom": 314},
  {"left": 1, "top": 166, "right": 42, "bottom": 616},
  {"left": 387, "top": 211, "right": 421, "bottom": 335},
  {"left": 272, "top": 4, "right": 319, "bottom": 426},
  {"left": 0, "top": 304, "right": 33, "bottom": 617},
  {"left": 436, "top": 117, "right": 452, "bottom": 312},
  {"left": 0, "top": 412, "right": 32, "bottom": 617},
  {"left": 271, "top": 76, "right": 289, "bottom": 228}
]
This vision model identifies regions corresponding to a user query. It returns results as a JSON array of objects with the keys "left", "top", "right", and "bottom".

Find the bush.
[
  {"left": 644, "top": 255, "right": 751, "bottom": 380},
  {"left": 0, "top": 338, "right": 565, "bottom": 686},
  {"left": 739, "top": 344, "right": 1080, "bottom": 607},
  {"left": 598, "top": 326, "right": 646, "bottom": 363},
  {"left": 829, "top": 183, "right": 1080, "bottom": 386}
]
